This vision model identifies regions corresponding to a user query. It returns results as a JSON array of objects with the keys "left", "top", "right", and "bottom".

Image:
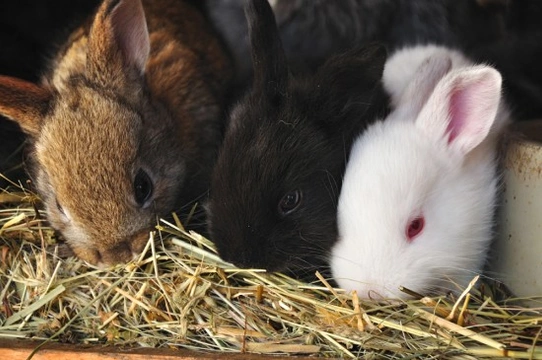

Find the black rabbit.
[{"left": 206, "top": 0, "right": 389, "bottom": 279}]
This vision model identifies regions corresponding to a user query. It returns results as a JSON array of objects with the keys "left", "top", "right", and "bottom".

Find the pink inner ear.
[
  {"left": 447, "top": 86, "right": 469, "bottom": 143},
  {"left": 111, "top": 0, "right": 149, "bottom": 73},
  {"left": 446, "top": 82, "right": 487, "bottom": 146},
  {"left": 419, "top": 66, "right": 500, "bottom": 155}
]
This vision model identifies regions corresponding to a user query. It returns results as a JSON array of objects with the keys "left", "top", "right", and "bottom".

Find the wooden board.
[{"left": 0, "top": 339, "right": 320, "bottom": 360}]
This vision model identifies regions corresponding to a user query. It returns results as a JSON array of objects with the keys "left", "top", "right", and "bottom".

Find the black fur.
[
  {"left": 467, "top": 0, "right": 542, "bottom": 121},
  {"left": 206, "top": 0, "right": 389, "bottom": 279},
  {"left": 206, "top": 0, "right": 506, "bottom": 90}
]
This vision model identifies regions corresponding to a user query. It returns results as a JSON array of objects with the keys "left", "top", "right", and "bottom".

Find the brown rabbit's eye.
[
  {"left": 278, "top": 190, "right": 302, "bottom": 216},
  {"left": 56, "top": 200, "right": 65, "bottom": 216},
  {"left": 134, "top": 169, "right": 153, "bottom": 206}
]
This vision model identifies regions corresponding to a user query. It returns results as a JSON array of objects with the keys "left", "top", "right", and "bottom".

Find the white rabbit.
[{"left": 330, "top": 45, "right": 510, "bottom": 299}]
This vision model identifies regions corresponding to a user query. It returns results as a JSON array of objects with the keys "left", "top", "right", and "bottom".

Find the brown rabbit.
[{"left": 0, "top": 0, "right": 231, "bottom": 266}]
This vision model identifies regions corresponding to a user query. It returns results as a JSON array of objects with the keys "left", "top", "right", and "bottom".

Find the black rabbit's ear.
[
  {"left": 245, "top": 0, "right": 288, "bottom": 99},
  {"left": 318, "top": 44, "right": 387, "bottom": 99},
  {"left": 315, "top": 43, "right": 389, "bottom": 126}
]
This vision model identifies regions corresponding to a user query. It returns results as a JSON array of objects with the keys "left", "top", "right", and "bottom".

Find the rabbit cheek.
[
  {"left": 56, "top": 224, "right": 102, "bottom": 265},
  {"left": 130, "top": 229, "right": 152, "bottom": 258},
  {"left": 70, "top": 246, "right": 103, "bottom": 267}
]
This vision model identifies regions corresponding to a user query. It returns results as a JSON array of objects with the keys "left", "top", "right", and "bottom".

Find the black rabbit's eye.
[
  {"left": 278, "top": 190, "right": 302, "bottom": 216},
  {"left": 134, "top": 169, "right": 153, "bottom": 206}
]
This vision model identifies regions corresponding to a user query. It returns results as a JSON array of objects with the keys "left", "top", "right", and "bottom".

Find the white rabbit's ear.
[
  {"left": 417, "top": 66, "right": 502, "bottom": 155},
  {"left": 396, "top": 54, "right": 452, "bottom": 117}
]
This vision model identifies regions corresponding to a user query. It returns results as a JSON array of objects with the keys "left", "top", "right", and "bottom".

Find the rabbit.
[
  {"left": 330, "top": 45, "right": 511, "bottom": 299},
  {"left": 206, "top": 0, "right": 506, "bottom": 89},
  {"left": 0, "top": 0, "right": 232, "bottom": 266},
  {"left": 206, "top": 0, "right": 389, "bottom": 279}
]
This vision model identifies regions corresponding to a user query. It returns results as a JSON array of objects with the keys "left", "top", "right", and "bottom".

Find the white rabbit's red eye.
[
  {"left": 406, "top": 215, "right": 424, "bottom": 241},
  {"left": 278, "top": 190, "right": 302, "bottom": 216}
]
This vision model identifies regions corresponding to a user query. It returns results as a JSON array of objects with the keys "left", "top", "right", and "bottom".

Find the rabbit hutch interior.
[{"left": 1, "top": 0, "right": 542, "bottom": 359}]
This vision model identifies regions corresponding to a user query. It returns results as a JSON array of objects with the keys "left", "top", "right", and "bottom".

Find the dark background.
[
  {"left": 0, "top": 0, "right": 99, "bottom": 187},
  {"left": 1, "top": 0, "right": 542, "bottom": 188}
]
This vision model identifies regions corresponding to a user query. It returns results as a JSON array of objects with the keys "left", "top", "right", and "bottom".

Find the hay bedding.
[{"left": 1, "top": 178, "right": 542, "bottom": 359}]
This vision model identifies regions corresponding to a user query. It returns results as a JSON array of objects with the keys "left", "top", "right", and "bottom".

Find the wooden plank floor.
[{"left": 0, "top": 339, "right": 319, "bottom": 360}]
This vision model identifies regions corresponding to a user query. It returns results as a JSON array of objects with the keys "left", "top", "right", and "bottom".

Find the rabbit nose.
[
  {"left": 97, "top": 241, "right": 136, "bottom": 266},
  {"left": 95, "top": 231, "right": 152, "bottom": 266}
]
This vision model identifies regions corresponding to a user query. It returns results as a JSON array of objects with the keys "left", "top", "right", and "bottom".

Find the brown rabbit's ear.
[
  {"left": 87, "top": 0, "right": 150, "bottom": 86},
  {"left": 0, "top": 76, "right": 52, "bottom": 136}
]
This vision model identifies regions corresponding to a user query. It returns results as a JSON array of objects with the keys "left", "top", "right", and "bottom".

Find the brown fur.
[
  {"left": 0, "top": 0, "right": 231, "bottom": 266},
  {"left": 0, "top": 76, "right": 52, "bottom": 135}
]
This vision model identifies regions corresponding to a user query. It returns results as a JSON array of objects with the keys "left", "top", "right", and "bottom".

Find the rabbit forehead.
[
  {"left": 342, "top": 120, "right": 447, "bottom": 218},
  {"left": 35, "top": 90, "right": 142, "bottom": 223},
  {"left": 224, "top": 109, "right": 331, "bottom": 182}
]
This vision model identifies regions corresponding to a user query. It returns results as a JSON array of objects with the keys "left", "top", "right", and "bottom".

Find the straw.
[{"left": 1, "top": 180, "right": 542, "bottom": 359}]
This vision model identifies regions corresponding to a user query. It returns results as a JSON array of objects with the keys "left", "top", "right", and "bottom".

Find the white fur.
[
  {"left": 331, "top": 45, "right": 510, "bottom": 299},
  {"left": 383, "top": 44, "right": 470, "bottom": 107}
]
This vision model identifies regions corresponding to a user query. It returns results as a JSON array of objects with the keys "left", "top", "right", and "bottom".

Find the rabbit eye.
[
  {"left": 56, "top": 200, "right": 65, "bottom": 216},
  {"left": 134, "top": 169, "right": 153, "bottom": 206},
  {"left": 406, "top": 215, "right": 425, "bottom": 241},
  {"left": 278, "top": 190, "right": 302, "bottom": 216}
]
